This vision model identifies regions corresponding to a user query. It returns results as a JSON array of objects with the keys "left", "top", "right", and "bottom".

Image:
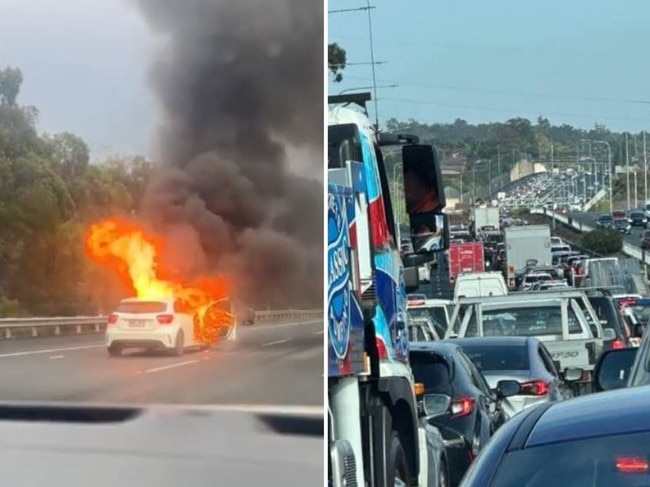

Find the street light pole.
[{"left": 592, "top": 140, "right": 612, "bottom": 213}]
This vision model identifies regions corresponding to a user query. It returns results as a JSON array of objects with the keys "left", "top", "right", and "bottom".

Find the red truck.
[{"left": 449, "top": 241, "right": 485, "bottom": 283}]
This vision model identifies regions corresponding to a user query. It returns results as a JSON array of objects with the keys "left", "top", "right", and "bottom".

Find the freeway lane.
[
  {"left": 0, "top": 319, "right": 323, "bottom": 407},
  {"left": 566, "top": 211, "right": 647, "bottom": 248}
]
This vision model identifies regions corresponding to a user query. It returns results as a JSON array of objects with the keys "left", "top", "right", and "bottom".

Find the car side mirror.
[
  {"left": 396, "top": 320, "right": 406, "bottom": 331},
  {"left": 562, "top": 367, "right": 583, "bottom": 382},
  {"left": 421, "top": 393, "right": 451, "bottom": 419},
  {"left": 402, "top": 144, "right": 449, "bottom": 254},
  {"left": 593, "top": 348, "right": 637, "bottom": 392},
  {"left": 495, "top": 379, "right": 521, "bottom": 398}
]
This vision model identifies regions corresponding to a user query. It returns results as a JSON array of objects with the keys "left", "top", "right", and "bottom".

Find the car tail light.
[
  {"left": 616, "top": 456, "right": 649, "bottom": 474},
  {"left": 375, "top": 337, "right": 388, "bottom": 359},
  {"left": 520, "top": 380, "right": 550, "bottom": 396},
  {"left": 156, "top": 314, "right": 174, "bottom": 325},
  {"left": 612, "top": 339, "right": 626, "bottom": 350},
  {"left": 107, "top": 313, "right": 118, "bottom": 325},
  {"left": 450, "top": 397, "right": 475, "bottom": 417}
]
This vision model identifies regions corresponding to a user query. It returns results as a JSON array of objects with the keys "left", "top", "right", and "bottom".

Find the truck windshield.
[
  {"left": 328, "top": 123, "right": 362, "bottom": 169},
  {"left": 465, "top": 304, "right": 583, "bottom": 336}
]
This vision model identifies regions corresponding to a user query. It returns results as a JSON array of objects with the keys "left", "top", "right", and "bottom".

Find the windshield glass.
[
  {"left": 116, "top": 301, "right": 168, "bottom": 314},
  {"left": 491, "top": 431, "right": 650, "bottom": 486},
  {"left": 465, "top": 303, "right": 583, "bottom": 336},
  {"left": 408, "top": 306, "right": 448, "bottom": 335},
  {"left": 461, "top": 344, "right": 530, "bottom": 371}
]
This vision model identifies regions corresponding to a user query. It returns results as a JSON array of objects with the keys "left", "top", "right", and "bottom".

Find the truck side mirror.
[{"left": 401, "top": 144, "right": 449, "bottom": 255}]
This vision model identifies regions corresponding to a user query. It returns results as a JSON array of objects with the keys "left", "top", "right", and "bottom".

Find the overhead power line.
[{"left": 342, "top": 75, "right": 650, "bottom": 106}]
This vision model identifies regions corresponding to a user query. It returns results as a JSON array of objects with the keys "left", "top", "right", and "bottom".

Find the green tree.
[
  {"left": 581, "top": 228, "right": 623, "bottom": 256},
  {"left": 328, "top": 43, "right": 347, "bottom": 83}
]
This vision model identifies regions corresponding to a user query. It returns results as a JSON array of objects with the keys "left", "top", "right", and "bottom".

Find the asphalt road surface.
[
  {"left": 568, "top": 211, "right": 647, "bottom": 248},
  {"left": 0, "top": 319, "right": 323, "bottom": 406}
]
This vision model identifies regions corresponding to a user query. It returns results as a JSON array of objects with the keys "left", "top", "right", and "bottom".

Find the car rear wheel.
[
  {"left": 107, "top": 345, "right": 122, "bottom": 357},
  {"left": 172, "top": 330, "right": 185, "bottom": 356}
]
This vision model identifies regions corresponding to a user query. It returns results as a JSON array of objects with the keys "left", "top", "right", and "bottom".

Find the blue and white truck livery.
[{"left": 328, "top": 93, "right": 448, "bottom": 487}]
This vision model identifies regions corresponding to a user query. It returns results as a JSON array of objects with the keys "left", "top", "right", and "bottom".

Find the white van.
[{"left": 454, "top": 272, "right": 508, "bottom": 301}]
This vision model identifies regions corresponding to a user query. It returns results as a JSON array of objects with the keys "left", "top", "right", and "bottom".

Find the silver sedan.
[{"left": 452, "top": 336, "right": 583, "bottom": 417}]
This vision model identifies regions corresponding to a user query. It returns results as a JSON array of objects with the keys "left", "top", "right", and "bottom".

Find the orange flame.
[{"left": 84, "top": 218, "right": 229, "bottom": 313}]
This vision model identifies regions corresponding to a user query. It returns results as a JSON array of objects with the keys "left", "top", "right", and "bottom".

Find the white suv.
[{"left": 105, "top": 297, "right": 236, "bottom": 357}]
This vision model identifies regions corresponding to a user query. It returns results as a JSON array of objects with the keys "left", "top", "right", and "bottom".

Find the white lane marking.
[
  {"left": 0, "top": 344, "right": 104, "bottom": 359},
  {"left": 262, "top": 339, "right": 290, "bottom": 347},
  {"left": 313, "top": 330, "right": 324, "bottom": 335},
  {"left": 49, "top": 355, "right": 64, "bottom": 360},
  {"left": 144, "top": 360, "right": 198, "bottom": 374}
]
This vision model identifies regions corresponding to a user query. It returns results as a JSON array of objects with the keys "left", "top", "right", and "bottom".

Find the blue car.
[{"left": 460, "top": 385, "right": 650, "bottom": 486}]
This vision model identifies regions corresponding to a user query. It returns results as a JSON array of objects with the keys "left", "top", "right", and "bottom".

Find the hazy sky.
[
  {"left": 329, "top": 0, "right": 650, "bottom": 132},
  {"left": 0, "top": 0, "right": 157, "bottom": 160}
]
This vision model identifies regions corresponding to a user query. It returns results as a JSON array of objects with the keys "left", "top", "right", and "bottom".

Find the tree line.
[{"left": 0, "top": 66, "right": 154, "bottom": 317}]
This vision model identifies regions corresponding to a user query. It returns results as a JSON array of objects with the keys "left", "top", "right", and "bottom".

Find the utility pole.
[
  {"left": 640, "top": 131, "right": 647, "bottom": 202},
  {"left": 626, "top": 133, "right": 631, "bottom": 211},
  {"left": 551, "top": 143, "right": 556, "bottom": 229}
]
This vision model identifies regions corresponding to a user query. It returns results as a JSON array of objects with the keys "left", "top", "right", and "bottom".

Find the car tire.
[
  {"left": 107, "top": 345, "right": 122, "bottom": 357},
  {"left": 172, "top": 330, "right": 185, "bottom": 356},
  {"left": 387, "top": 431, "right": 411, "bottom": 487},
  {"left": 438, "top": 455, "right": 449, "bottom": 487}
]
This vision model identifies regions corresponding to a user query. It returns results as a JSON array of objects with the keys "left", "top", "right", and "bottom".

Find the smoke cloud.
[{"left": 133, "top": 0, "right": 323, "bottom": 309}]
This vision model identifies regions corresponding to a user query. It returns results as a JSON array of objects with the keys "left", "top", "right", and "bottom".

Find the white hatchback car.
[{"left": 105, "top": 297, "right": 236, "bottom": 357}]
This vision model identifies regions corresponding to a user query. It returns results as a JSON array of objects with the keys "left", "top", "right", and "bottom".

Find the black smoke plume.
[{"left": 133, "top": 0, "right": 323, "bottom": 309}]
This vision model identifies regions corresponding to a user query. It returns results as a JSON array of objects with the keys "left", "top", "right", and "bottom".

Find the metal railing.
[{"left": 0, "top": 309, "right": 323, "bottom": 340}]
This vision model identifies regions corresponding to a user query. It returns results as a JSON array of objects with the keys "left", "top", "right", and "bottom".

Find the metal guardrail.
[{"left": 0, "top": 309, "right": 323, "bottom": 340}]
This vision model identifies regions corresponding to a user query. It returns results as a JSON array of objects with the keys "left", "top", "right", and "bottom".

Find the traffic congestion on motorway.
[{"left": 327, "top": 92, "right": 650, "bottom": 486}]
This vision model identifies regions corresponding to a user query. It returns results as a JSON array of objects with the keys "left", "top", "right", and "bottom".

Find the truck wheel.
[{"left": 387, "top": 431, "right": 410, "bottom": 487}]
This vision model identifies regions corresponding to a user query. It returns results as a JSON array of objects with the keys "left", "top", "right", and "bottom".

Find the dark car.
[
  {"left": 584, "top": 294, "right": 633, "bottom": 350},
  {"left": 629, "top": 210, "right": 648, "bottom": 227},
  {"left": 460, "top": 385, "right": 650, "bottom": 486},
  {"left": 411, "top": 342, "right": 520, "bottom": 487},
  {"left": 595, "top": 214, "right": 614, "bottom": 228},
  {"left": 453, "top": 336, "right": 581, "bottom": 417}
]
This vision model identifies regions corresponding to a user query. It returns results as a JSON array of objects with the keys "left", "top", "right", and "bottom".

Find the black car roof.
[{"left": 523, "top": 385, "right": 650, "bottom": 448}]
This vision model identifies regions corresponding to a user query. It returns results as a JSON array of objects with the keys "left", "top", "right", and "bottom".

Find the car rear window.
[
  {"left": 116, "top": 301, "right": 168, "bottom": 314},
  {"left": 466, "top": 305, "right": 583, "bottom": 336},
  {"left": 461, "top": 344, "right": 530, "bottom": 371},
  {"left": 410, "top": 353, "right": 453, "bottom": 396},
  {"left": 491, "top": 430, "right": 650, "bottom": 487}
]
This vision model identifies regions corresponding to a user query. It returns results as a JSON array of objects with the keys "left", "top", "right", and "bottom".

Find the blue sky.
[{"left": 328, "top": 0, "right": 650, "bottom": 132}]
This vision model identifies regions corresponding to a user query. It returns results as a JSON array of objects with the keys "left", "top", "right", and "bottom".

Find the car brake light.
[
  {"left": 616, "top": 456, "right": 649, "bottom": 474},
  {"left": 612, "top": 339, "right": 626, "bottom": 350},
  {"left": 156, "top": 314, "right": 174, "bottom": 325},
  {"left": 520, "top": 380, "right": 550, "bottom": 396},
  {"left": 450, "top": 397, "right": 475, "bottom": 417},
  {"left": 375, "top": 337, "right": 388, "bottom": 359},
  {"left": 408, "top": 300, "right": 425, "bottom": 306},
  {"left": 107, "top": 313, "right": 118, "bottom": 325}
]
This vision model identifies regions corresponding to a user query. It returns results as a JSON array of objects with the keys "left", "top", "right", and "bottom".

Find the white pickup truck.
[{"left": 445, "top": 289, "right": 608, "bottom": 395}]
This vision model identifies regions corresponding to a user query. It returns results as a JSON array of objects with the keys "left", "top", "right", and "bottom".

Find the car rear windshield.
[
  {"left": 116, "top": 301, "right": 168, "bottom": 314},
  {"left": 613, "top": 212, "right": 626, "bottom": 218},
  {"left": 491, "top": 430, "right": 650, "bottom": 487},
  {"left": 466, "top": 304, "right": 583, "bottom": 336},
  {"left": 461, "top": 344, "right": 530, "bottom": 371},
  {"left": 410, "top": 353, "right": 453, "bottom": 396},
  {"left": 408, "top": 307, "right": 448, "bottom": 332}
]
